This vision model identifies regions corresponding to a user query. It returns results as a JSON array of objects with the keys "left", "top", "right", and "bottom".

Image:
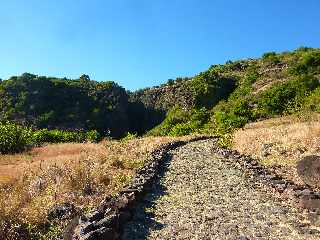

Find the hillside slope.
[
  {"left": 0, "top": 73, "right": 132, "bottom": 138},
  {"left": 146, "top": 47, "right": 320, "bottom": 138},
  {"left": 1, "top": 47, "right": 320, "bottom": 240},
  {"left": 0, "top": 47, "right": 319, "bottom": 139}
]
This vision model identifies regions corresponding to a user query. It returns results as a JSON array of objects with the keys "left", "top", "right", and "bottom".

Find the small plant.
[
  {"left": 122, "top": 132, "right": 138, "bottom": 141},
  {"left": 217, "top": 133, "right": 233, "bottom": 149},
  {"left": 169, "top": 123, "right": 194, "bottom": 136},
  {"left": 85, "top": 130, "right": 100, "bottom": 142},
  {"left": 113, "top": 173, "right": 131, "bottom": 189}
]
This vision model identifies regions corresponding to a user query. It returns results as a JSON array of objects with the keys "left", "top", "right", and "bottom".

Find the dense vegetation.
[
  {"left": 147, "top": 107, "right": 210, "bottom": 136},
  {"left": 0, "top": 73, "right": 131, "bottom": 137},
  {"left": 1, "top": 47, "right": 320, "bottom": 152},
  {"left": 0, "top": 47, "right": 320, "bottom": 239},
  {"left": 145, "top": 47, "right": 320, "bottom": 144},
  {"left": 0, "top": 122, "right": 32, "bottom": 154},
  {"left": 0, "top": 121, "right": 99, "bottom": 154}
]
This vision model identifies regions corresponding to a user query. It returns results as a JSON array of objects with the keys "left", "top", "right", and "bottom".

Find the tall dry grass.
[
  {"left": 0, "top": 136, "right": 182, "bottom": 239},
  {"left": 232, "top": 113, "right": 320, "bottom": 186}
]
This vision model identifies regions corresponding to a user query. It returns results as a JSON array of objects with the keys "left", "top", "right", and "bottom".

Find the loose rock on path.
[{"left": 122, "top": 139, "right": 320, "bottom": 240}]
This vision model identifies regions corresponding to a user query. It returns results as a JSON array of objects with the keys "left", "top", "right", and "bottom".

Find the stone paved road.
[{"left": 122, "top": 139, "right": 320, "bottom": 240}]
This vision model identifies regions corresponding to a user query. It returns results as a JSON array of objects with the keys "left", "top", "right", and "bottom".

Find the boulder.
[
  {"left": 297, "top": 155, "right": 320, "bottom": 188},
  {"left": 48, "top": 202, "right": 76, "bottom": 221}
]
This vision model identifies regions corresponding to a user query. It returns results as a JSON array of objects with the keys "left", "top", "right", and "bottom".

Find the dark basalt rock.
[
  {"left": 48, "top": 202, "right": 76, "bottom": 221},
  {"left": 86, "top": 211, "right": 104, "bottom": 222},
  {"left": 297, "top": 155, "right": 320, "bottom": 188},
  {"left": 80, "top": 227, "right": 114, "bottom": 240}
]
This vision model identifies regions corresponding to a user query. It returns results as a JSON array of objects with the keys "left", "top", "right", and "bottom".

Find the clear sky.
[{"left": 0, "top": 0, "right": 319, "bottom": 90}]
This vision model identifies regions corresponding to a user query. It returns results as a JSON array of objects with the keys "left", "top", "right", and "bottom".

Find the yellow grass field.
[
  {"left": 232, "top": 113, "right": 320, "bottom": 186},
  {"left": 0, "top": 136, "right": 189, "bottom": 238}
]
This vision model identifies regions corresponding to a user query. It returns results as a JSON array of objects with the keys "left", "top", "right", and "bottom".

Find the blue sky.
[{"left": 0, "top": 0, "right": 319, "bottom": 90}]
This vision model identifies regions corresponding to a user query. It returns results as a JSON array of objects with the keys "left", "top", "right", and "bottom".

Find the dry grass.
[
  {"left": 0, "top": 136, "right": 191, "bottom": 239},
  {"left": 232, "top": 113, "right": 320, "bottom": 186}
]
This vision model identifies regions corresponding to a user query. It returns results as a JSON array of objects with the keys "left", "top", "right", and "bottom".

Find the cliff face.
[{"left": 129, "top": 78, "right": 194, "bottom": 112}]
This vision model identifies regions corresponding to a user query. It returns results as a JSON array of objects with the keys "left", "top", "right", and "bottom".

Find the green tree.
[{"left": 80, "top": 74, "right": 90, "bottom": 82}]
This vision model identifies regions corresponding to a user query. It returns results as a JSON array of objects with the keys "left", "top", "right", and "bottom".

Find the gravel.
[{"left": 122, "top": 139, "right": 320, "bottom": 240}]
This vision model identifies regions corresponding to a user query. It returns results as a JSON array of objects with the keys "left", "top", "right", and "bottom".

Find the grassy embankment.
[
  {"left": 232, "top": 113, "right": 320, "bottom": 189},
  {"left": 0, "top": 136, "right": 195, "bottom": 239}
]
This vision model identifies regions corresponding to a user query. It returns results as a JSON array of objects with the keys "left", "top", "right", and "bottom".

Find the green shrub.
[
  {"left": 213, "top": 103, "right": 252, "bottom": 134},
  {"left": 31, "top": 129, "right": 100, "bottom": 144},
  {"left": 262, "top": 52, "right": 280, "bottom": 65},
  {"left": 147, "top": 107, "right": 210, "bottom": 136},
  {"left": 303, "top": 87, "right": 320, "bottom": 112},
  {"left": 169, "top": 123, "right": 194, "bottom": 136},
  {"left": 291, "top": 49, "right": 320, "bottom": 75},
  {"left": 85, "top": 130, "right": 100, "bottom": 142},
  {"left": 166, "top": 79, "right": 175, "bottom": 85},
  {"left": 190, "top": 66, "right": 236, "bottom": 108},
  {"left": 0, "top": 122, "right": 32, "bottom": 154},
  {"left": 147, "top": 107, "right": 190, "bottom": 136},
  {"left": 223, "top": 65, "right": 257, "bottom": 104},
  {"left": 0, "top": 122, "right": 100, "bottom": 153},
  {"left": 224, "top": 60, "right": 249, "bottom": 71},
  {"left": 257, "top": 75, "right": 319, "bottom": 116},
  {"left": 246, "top": 65, "right": 259, "bottom": 84},
  {"left": 169, "top": 108, "right": 210, "bottom": 136}
]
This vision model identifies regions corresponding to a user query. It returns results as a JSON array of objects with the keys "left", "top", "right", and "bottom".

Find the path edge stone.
[
  {"left": 63, "top": 136, "right": 215, "bottom": 240},
  {"left": 63, "top": 137, "right": 320, "bottom": 240},
  {"left": 212, "top": 144, "right": 320, "bottom": 212}
]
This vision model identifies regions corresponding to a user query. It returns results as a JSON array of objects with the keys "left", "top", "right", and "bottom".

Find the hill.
[
  {"left": 144, "top": 47, "right": 320, "bottom": 139},
  {"left": 0, "top": 47, "right": 319, "bottom": 141},
  {"left": 1, "top": 47, "right": 320, "bottom": 239}
]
